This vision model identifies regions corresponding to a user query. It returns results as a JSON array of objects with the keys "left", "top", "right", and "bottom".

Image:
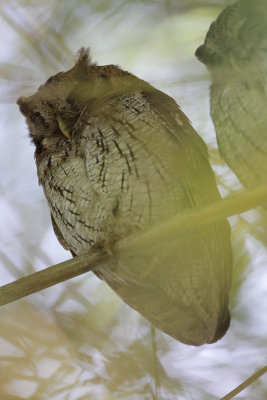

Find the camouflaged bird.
[
  {"left": 196, "top": 0, "right": 267, "bottom": 189},
  {"left": 17, "top": 48, "right": 232, "bottom": 345}
]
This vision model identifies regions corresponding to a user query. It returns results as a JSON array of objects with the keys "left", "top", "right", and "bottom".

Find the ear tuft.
[{"left": 75, "top": 47, "right": 93, "bottom": 66}]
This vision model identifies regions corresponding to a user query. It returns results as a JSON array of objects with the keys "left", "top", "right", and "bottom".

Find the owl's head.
[
  {"left": 195, "top": 0, "right": 267, "bottom": 71},
  {"left": 18, "top": 49, "right": 90, "bottom": 145},
  {"left": 17, "top": 48, "right": 144, "bottom": 150}
]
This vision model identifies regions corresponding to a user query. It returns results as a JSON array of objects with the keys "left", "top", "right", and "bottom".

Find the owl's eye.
[
  {"left": 57, "top": 115, "right": 71, "bottom": 139},
  {"left": 31, "top": 111, "right": 48, "bottom": 130}
]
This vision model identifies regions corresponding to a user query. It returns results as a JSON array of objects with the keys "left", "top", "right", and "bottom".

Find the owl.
[
  {"left": 17, "top": 48, "right": 232, "bottom": 345},
  {"left": 195, "top": 0, "right": 267, "bottom": 189}
]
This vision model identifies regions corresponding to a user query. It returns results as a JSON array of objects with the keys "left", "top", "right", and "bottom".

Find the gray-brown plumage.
[
  {"left": 17, "top": 48, "right": 232, "bottom": 345},
  {"left": 195, "top": 0, "right": 267, "bottom": 189}
]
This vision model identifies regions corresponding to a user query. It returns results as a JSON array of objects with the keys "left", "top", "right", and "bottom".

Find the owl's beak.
[{"left": 57, "top": 115, "right": 71, "bottom": 139}]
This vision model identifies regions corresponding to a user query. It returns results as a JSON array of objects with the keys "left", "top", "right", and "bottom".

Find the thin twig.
[
  {"left": 0, "top": 250, "right": 109, "bottom": 306},
  {"left": 220, "top": 366, "right": 267, "bottom": 400},
  {"left": 0, "top": 183, "right": 266, "bottom": 307},
  {"left": 121, "top": 182, "right": 267, "bottom": 250}
]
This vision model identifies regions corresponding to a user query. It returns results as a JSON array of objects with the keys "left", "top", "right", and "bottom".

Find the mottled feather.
[
  {"left": 196, "top": 0, "right": 267, "bottom": 189},
  {"left": 17, "top": 48, "right": 232, "bottom": 345}
]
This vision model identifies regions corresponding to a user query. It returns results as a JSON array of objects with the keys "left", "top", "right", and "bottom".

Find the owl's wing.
[
  {"left": 142, "top": 88, "right": 233, "bottom": 308},
  {"left": 51, "top": 213, "right": 73, "bottom": 253},
  {"left": 143, "top": 89, "right": 207, "bottom": 150},
  {"left": 143, "top": 89, "right": 222, "bottom": 205},
  {"left": 210, "top": 81, "right": 267, "bottom": 188}
]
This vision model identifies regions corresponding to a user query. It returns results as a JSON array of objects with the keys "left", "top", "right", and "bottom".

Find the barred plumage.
[
  {"left": 17, "top": 48, "right": 232, "bottom": 345},
  {"left": 196, "top": 0, "right": 267, "bottom": 189}
]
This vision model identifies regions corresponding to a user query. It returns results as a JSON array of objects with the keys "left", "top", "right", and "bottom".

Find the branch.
[
  {"left": 0, "top": 183, "right": 266, "bottom": 307},
  {"left": 121, "top": 182, "right": 267, "bottom": 250},
  {"left": 220, "top": 365, "right": 267, "bottom": 400},
  {"left": 0, "top": 250, "right": 109, "bottom": 306}
]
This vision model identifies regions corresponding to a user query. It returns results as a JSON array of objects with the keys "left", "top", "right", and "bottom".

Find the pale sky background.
[{"left": 0, "top": 1, "right": 266, "bottom": 399}]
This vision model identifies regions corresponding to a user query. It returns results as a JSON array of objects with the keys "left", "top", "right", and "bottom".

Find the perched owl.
[
  {"left": 195, "top": 0, "right": 267, "bottom": 189},
  {"left": 17, "top": 48, "right": 232, "bottom": 345}
]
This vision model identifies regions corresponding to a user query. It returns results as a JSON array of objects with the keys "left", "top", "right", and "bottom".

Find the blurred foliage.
[{"left": 0, "top": 0, "right": 266, "bottom": 399}]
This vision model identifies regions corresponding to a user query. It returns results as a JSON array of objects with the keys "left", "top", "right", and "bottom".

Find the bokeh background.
[{"left": 0, "top": 0, "right": 266, "bottom": 399}]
